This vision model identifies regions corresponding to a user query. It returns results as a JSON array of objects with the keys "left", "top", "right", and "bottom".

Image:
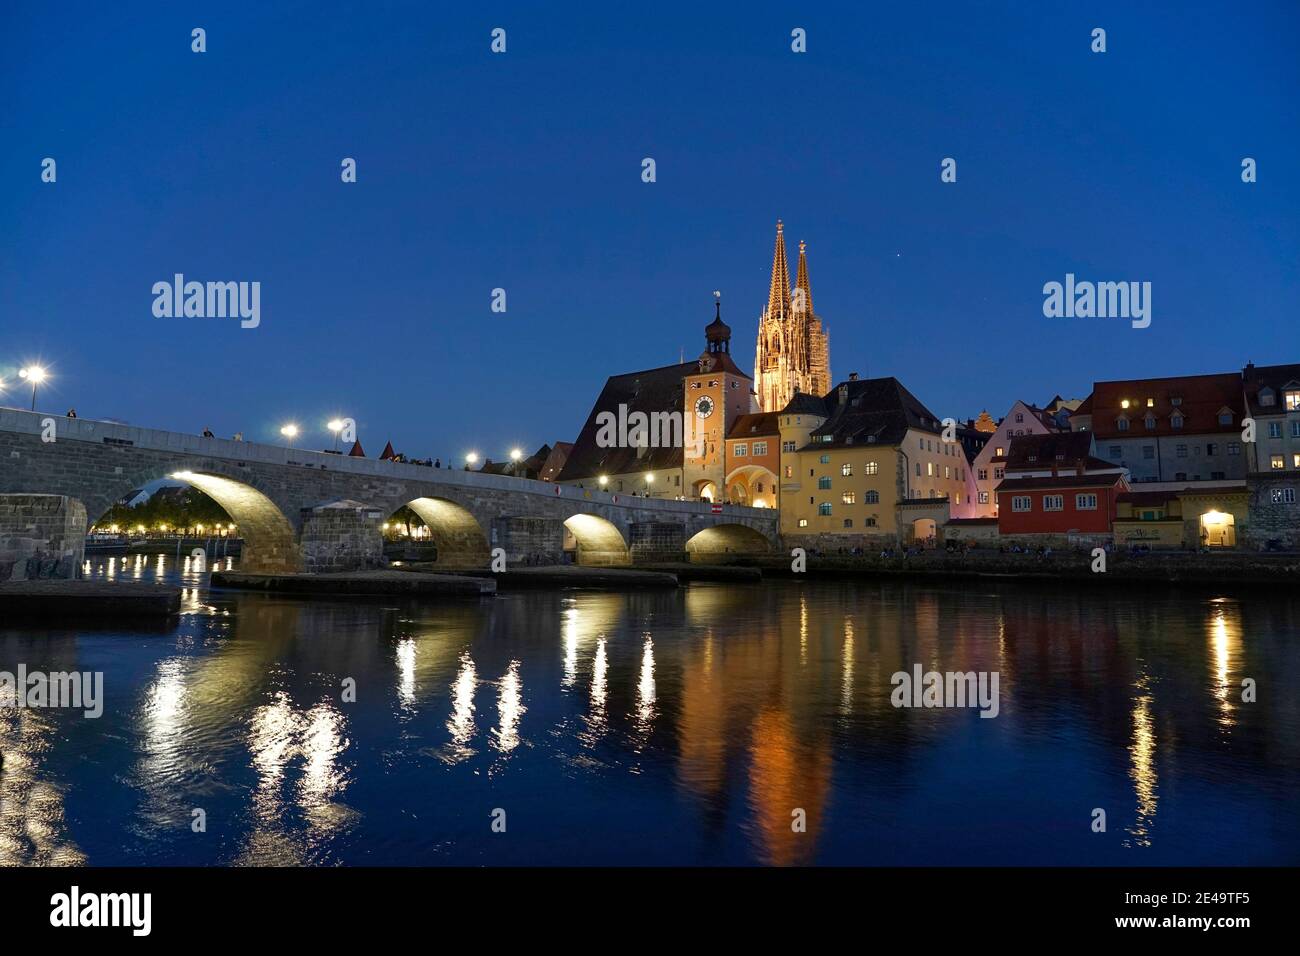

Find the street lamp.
[
  {"left": 18, "top": 366, "right": 46, "bottom": 411},
  {"left": 645, "top": 473, "right": 655, "bottom": 496},
  {"left": 327, "top": 418, "right": 345, "bottom": 452},
  {"left": 280, "top": 423, "right": 299, "bottom": 447},
  {"left": 465, "top": 452, "right": 479, "bottom": 471},
  {"left": 509, "top": 447, "right": 523, "bottom": 476},
  {"left": 598, "top": 475, "right": 608, "bottom": 488}
]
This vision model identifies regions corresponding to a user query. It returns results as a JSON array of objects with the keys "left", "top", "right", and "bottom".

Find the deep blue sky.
[{"left": 3, "top": 2, "right": 1297, "bottom": 463}]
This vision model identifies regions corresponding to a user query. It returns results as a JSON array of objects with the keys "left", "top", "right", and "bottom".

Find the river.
[{"left": 1, "top": 554, "right": 1296, "bottom": 866}]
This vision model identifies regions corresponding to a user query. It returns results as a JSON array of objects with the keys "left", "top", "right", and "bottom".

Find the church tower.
[{"left": 754, "top": 221, "right": 831, "bottom": 411}]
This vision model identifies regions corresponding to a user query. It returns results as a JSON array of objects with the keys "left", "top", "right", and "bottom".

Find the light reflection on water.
[{"left": 0, "top": 554, "right": 1296, "bottom": 866}]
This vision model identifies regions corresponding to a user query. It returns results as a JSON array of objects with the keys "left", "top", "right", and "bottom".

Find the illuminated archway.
[
  {"left": 693, "top": 480, "right": 717, "bottom": 502},
  {"left": 685, "top": 524, "right": 771, "bottom": 561},
  {"left": 911, "top": 518, "right": 938, "bottom": 544},
  {"left": 725, "top": 464, "right": 778, "bottom": 509},
  {"left": 158, "top": 472, "right": 299, "bottom": 573},
  {"left": 401, "top": 497, "right": 490, "bottom": 568},
  {"left": 1199, "top": 509, "right": 1236, "bottom": 548},
  {"left": 563, "top": 513, "right": 631, "bottom": 567}
]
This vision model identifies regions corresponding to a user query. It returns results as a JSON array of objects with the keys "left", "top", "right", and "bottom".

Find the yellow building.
[
  {"left": 1113, "top": 485, "right": 1250, "bottom": 549},
  {"left": 779, "top": 375, "right": 969, "bottom": 546}
]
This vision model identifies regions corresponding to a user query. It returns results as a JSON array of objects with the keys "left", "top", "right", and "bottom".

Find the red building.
[{"left": 995, "top": 472, "right": 1129, "bottom": 536}]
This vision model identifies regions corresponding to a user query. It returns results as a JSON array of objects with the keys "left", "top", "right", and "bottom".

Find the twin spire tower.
[{"left": 754, "top": 220, "right": 831, "bottom": 412}]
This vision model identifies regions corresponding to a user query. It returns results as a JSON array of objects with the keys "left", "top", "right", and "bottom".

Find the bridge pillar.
[
  {"left": 628, "top": 521, "right": 688, "bottom": 564},
  {"left": 299, "top": 501, "right": 385, "bottom": 573},
  {"left": 491, "top": 516, "right": 566, "bottom": 566},
  {"left": 0, "top": 494, "right": 86, "bottom": 581}
]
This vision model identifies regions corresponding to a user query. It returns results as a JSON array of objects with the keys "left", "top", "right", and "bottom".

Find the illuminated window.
[
  {"left": 1271, "top": 455, "right": 1285, "bottom": 469},
  {"left": 978, "top": 492, "right": 989, "bottom": 504},
  {"left": 841, "top": 463, "right": 853, "bottom": 476},
  {"left": 798, "top": 518, "right": 808, "bottom": 528},
  {"left": 841, "top": 491, "right": 856, "bottom": 505},
  {"left": 1146, "top": 398, "right": 1154, "bottom": 407},
  {"left": 1121, "top": 400, "right": 1130, "bottom": 409},
  {"left": 1286, "top": 390, "right": 1300, "bottom": 410},
  {"left": 865, "top": 461, "right": 879, "bottom": 475}
]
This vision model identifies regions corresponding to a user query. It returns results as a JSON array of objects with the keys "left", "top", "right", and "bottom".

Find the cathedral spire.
[
  {"left": 794, "top": 239, "right": 813, "bottom": 315},
  {"left": 766, "top": 220, "right": 791, "bottom": 320}
]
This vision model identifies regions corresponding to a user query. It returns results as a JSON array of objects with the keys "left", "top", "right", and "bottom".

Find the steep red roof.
[
  {"left": 1087, "top": 373, "right": 1244, "bottom": 439},
  {"left": 348, "top": 440, "right": 366, "bottom": 457},
  {"left": 379, "top": 441, "right": 396, "bottom": 461}
]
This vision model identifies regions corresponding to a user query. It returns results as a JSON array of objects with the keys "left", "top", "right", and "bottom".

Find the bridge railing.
[{"left": 0, "top": 406, "right": 771, "bottom": 519}]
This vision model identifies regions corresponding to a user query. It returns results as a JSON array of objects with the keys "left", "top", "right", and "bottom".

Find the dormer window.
[
  {"left": 1218, "top": 408, "right": 1234, "bottom": 426},
  {"left": 1028, "top": 454, "right": 1038, "bottom": 462},
  {"left": 1116, "top": 416, "right": 1130, "bottom": 431},
  {"left": 1285, "top": 386, "right": 1300, "bottom": 411},
  {"left": 1171, "top": 397, "right": 1182, "bottom": 406},
  {"left": 1145, "top": 415, "right": 1156, "bottom": 430},
  {"left": 1171, "top": 413, "right": 1184, "bottom": 429},
  {"left": 1146, "top": 398, "right": 1155, "bottom": 407}
]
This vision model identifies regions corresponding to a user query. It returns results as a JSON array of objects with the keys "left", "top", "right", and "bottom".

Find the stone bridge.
[{"left": 0, "top": 407, "right": 778, "bottom": 576}]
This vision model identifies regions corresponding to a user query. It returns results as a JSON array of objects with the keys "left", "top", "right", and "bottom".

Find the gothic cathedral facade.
[{"left": 754, "top": 220, "right": 831, "bottom": 412}]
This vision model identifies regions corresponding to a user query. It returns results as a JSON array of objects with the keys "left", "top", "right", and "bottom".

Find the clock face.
[{"left": 694, "top": 396, "right": 715, "bottom": 419}]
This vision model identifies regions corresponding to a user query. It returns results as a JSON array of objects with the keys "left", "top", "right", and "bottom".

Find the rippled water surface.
[{"left": 2, "top": 554, "right": 1297, "bottom": 866}]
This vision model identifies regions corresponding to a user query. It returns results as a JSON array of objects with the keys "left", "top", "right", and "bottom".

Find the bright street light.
[
  {"left": 327, "top": 418, "right": 346, "bottom": 451},
  {"left": 18, "top": 366, "right": 46, "bottom": 411},
  {"left": 465, "top": 452, "right": 479, "bottom": 471},
  {"left": 280, "top": 423, "right": 300, "bottom": 446}
]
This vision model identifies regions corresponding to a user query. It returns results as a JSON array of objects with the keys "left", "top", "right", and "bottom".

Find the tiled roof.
[
  {"left": 727, "top": 412, "right": 781, "bottom": 440},
  {"left": 995, "top": 473, "right": 1126, "bottom": 492},
  {"left": 1004, "top": 431, "right": 1094, "bottom": 469},
  {"left": 780, "top": 391, "right": 829, "bottom": 416},
  {"left": 555, "top": 361, "right": 694, "bottom": 482},
  {"left": 797, "top": 376, "right": 943, "bottom": 450},
  {"left": 1242, "top": 362, "right": 1300, "bottom": 416},
  {"left": 1086, "top": 373, "right": 1244, "bottom": 438}
]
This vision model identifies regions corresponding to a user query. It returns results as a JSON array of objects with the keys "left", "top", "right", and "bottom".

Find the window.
[
  {"left": 1171, "top": 397, "right": 1182, "bottom": 406},
  {"left": 977, "top": 468, "right": 988, "bottom": 480},
  {"left": 1269, "top": 422, "right": 1283, "bottom": 438},
  {"left": 865, "top": 461, "right": 879, "bottom": 475},
  {"left": 817, "top": 476, "right": 832, "bottom": 489},
  {"left": 1286, "top": 390, "right": 1300, "bottom": 411},
  {"left": 916, "top": 463, "right": 921, "bottom": 476},
  {"left": 819, "top": 454, "right": 830, "bottom": 464},
  {"left": 841, "top": 491, "right": 856, "bottom": 504},
  {"left": 784, "top": 465, "right": 793, "bottom": 478},
  {"left": 1211, "top": 471, "right": 1225, "bottom": 480},
  {"left": 798, "top": 518, "right": 808, "bottom": 528},
  {"left": 1043, "top": 494, "right": 1064, "bottom": 511},
  {"left": 752, "top": 441, "right": 768, "bottom": 456},
  {"left": 1228, "top": 442, "right": 1240, "bottom": 456},
  {"left": 1294, "top": 453, "right": 1300, "bottom": 468},
  {"left": 1259, "top": 389, "right": 1276, "bottom": 407},
  {"left": 843, "top": 519, "right": 853, "bottom": 528},
  {"left": 1146, "top": 398, "right": 1154, "bottom": 407},
  {"left": 1145, "top": 416, "right": 1156, "bottom": 430},
  {"left": 944, "top": 466, "right": 951, "bottom": 479},
  {"left": 733, "top": 443, "right": 747, "bottom": 457},
  {"left": 864, "top": 517, "right": 878, "bottom": 527},
  {"left": 818, "top": 503, "right": 832, "bottom": 516},
  {"left": 995, "top": 447, "right": 1004, "bottom": 457},
  {"left": 1076, "top": 493, "right": 1098, "bottom": 510},
  {"left": 1175, "top": 472, "right": 1187, "bottom": 481},
  {"left": 865, "top": 490, "right": 880, "bottom": 504},
  {"left": 1027, "top": 454, "right": 1038, "bottom": 463},
  {"left": 1293, "top": 421, "right": 1300, "bottom": 438},
  {"left": 1270, "top": 455, "right": 1285, "bottom": 470},
  {"left": 1176, "top": 444, "right": 1187, "bottom": 458},
  {"left": 1143, "top": 446, "right": 1155, "bottom": 459},
  {"left": 1270, "top": 488, "right": 1297, "bottom": 504},
  {"left": 1108, "top": 446, "right": 1122, "bottom": 459},
  {"left": 918, "top": 437, "right": 925, "bottom": 448},
  {"left": 1171, "top": 414, "right": 1184, "bottom": 429},
  {"left": 926, "top": 462, "right": 935, "bottom": 477},
  {"left": 994, "top": 467, "right": 1004, "bottom": 479},
  {"left": 841, "top": 463, "right": 853, "bottom": 476},
  {"left": 782, "top": 441, "right": 796, "bottom": 452},
  {"left": 1012, "top": 496, "right": 1032, "bottom": 512},
  {"left": 1206, "top": 443, "right": 1218, "bottom": 457},
  {"left": 1014, "top": 413, "right": 1024, "bottom": 423},
  {"left": 978, "top": 492, "right": 989, "bottom": 504},
  {"left": 1116, "top": 417, "right": 1130, "bottom": 431},
  {"left": 1218, "top": 411, "right": 1233, "bottom": 425}
]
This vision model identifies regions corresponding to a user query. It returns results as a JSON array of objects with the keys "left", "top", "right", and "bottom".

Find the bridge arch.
[
  {"left": 563, "top": 513, "right": 631, "bottom": 567},
  {"left": 400, "top": 496, "right": 490, "bottom": 569},
  {"left": 685, "top": 523, "right": 771, "bottom": 561},
  {"left": 156, "top": 471, "right": 299, "bottom": 572}
]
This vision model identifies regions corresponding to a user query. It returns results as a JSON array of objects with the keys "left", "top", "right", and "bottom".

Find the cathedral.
[{"left": 754, "top": 221, "right": 831, "bottom": 412}]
